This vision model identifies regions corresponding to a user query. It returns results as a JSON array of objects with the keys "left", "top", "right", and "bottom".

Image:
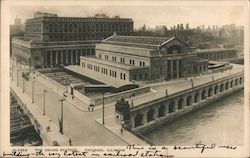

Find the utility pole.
[
  {"left": 43, "top": 90, "right": 47, "bottom": 115},
  {"left": 59, "top": 98, "right": 65, "bottom": 134},
  {"left": 102, "top": 93, "right": 105, "bottom": 125},
  {"left": 32, "top": 80, "right": 35, "bottom": 103},
  {"left": 17, "top": 69, "right": 19, "bottom": 87},
  {"left": 22, "top": 76, "right": 25, "bottom": 93}
]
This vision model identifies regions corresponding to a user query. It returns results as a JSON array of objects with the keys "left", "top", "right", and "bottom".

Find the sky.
[{"left": 10, "top": 5, "right": 244, "bottom": 29}]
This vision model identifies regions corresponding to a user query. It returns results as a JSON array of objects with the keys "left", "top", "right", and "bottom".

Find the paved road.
[{"left": 12, "top": 65, "right": 127, "bottom": 146}]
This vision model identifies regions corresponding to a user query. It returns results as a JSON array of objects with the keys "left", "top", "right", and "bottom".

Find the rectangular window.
[
  {"left": 123, "top": 74, "right": 126, "bottom": 80},
  {"left": 140, "top": 61, "right": 142, "bottom": 67},
  {"left": 114, "top": 71, "right": 117, "bottom": 77},
  {"left": 120, "top": 73, "right": 122, "bottom": 79},
  {"left": 143, "top": 62, "right": 145, "bottom": 67}
]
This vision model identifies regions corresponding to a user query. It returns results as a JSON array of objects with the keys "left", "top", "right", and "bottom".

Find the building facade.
[
  {"left": 194, "top": 48, "right": 238, "bottom": 61},
  {"left": 12, "top": 12, "right": 134, "bottom": 67},
  {"left": 77, "top": 34, "right": 208, "bottom": 83}
]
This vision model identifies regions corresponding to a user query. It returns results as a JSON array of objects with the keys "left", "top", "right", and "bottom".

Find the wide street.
[{"left": 11, "top": 64, "right": 127, "bottom": 146}]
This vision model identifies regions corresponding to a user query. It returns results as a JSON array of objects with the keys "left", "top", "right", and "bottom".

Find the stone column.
[
  {"left": 154, "top": 106, "right": 159, "bottom": 120},
  {"left": 71, "top": 51, "right": 73, "bottom": 65},
  {"left": 142, "top": 110, "right": 147, "bottom": 125},
  {"left": 173, "top": 101, "right": 178, "bottom": 112},
  {"left": 170, "top": 60, "right": 173, "bottom": 79},
  {"left": 44, "top": 51, "right": 47, "bottom": 66},
  {"left": 182, "top": 96, "right": 187, "bottom": 107},
  {"left": 55, "top": 51, "right": 58, "bottom": 65},
  {"left": 75, "top": 51, "right": 78, "bottom": 64},
  {"left": 61, "top": 51, "right": 64, "bottom": 65},
  {"left": 130, "top": 114, "right": 135, "bottom": 128},
  {"left": 165, "top": 60, "right": 168, "bottom": 80},
  {"left": 165, "top": 102, "right": 169, "bottom": 114},
  {"left": 50, "top": 51, "right": 53, "bottom": 67},
  {"left": 66, "top": 50, "right": 68, "bottom": 64},
  {"left": 176, "top": 60, "right": 179, "bottom": 78},
  {"left": 198, "top": 91, "right": 202, "bottom": 102}
]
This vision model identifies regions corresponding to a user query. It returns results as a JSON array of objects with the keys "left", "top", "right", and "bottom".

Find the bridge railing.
[{"left": 124, "top": 125, "right": 154, "bottom": 145}]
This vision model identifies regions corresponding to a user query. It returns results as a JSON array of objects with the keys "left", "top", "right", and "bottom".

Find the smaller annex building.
[{"left": 66, "top": 33, "right": 208, "bottom": 86}]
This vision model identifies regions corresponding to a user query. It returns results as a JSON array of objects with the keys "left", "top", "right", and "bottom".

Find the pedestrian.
[
  {"left": 91, "top": 107, "right": 93, "bottom": 112},
  {"left": 69, "top": 138, "right": 72, "bottom": 146},
  {"left": 120, "top": 128, "right": 123, "bottom": 135},
  {"left": 88, "top": 107, "right": 90, "bottom": 111}
]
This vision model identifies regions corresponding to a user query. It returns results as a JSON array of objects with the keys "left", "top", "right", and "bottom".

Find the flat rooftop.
[
  {"left": 128, "top": 63, "right": 243, "bottom": 108},
  {"left": 65, "top": 65, "right": 138, "bottom": 88},
  {"left": 195, "top": 48, "right": 236, "bottom": 53},
  {"left": 80, "top": 56, "right": 147, "bottom": 70}
]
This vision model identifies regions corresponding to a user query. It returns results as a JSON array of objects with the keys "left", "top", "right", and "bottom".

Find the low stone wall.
[
  {"left": 134, "top": 86, "right": 243, "bottom": 134},
  {"left": 210, "top": 65, "right": 233, "bottom": 73},
  {"left": 73, "top": 88, "right": 92, "bottom": 105},
  {"left": 31, "top": 71, "right": 67, "bottom": 95},
  {"left": 92, "top": 86, "right": 151, "bottom": 105}
]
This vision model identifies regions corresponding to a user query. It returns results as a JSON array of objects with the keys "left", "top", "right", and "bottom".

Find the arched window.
[
  {"left": 147, "top": 109, "right": 155, "bottom": 122},
  {"left": 135, "top": 114, "right": 143, "bottom": 128},
  {"left": 220, "top": 84, "right": 224, "bottom": 92},
  {"left": 194, "top": 92, "right": 199, "bottom": 103},
  {"left": 178, "top": 98, "right": 183, "bottom": 109},
  {"left": 208, "top": 88, "right": 213, "bottom": 97},
  {"left": 201, "top": 90, "right": 206, "bottom": 100},
  {"left": 186, "top": 96, "right": 192, "bottom": 106},
  {"left": 169, "top": 102, "right": 175, "bottom": 113},
  {"left": 214, "top": 85, "right": 219, "bottom": 95},
  {"left": 158, "top": 105, "right": 166, "bottom": 118},
  {"left": 167, "top": 45, "right": 182, "bottom": 54}
]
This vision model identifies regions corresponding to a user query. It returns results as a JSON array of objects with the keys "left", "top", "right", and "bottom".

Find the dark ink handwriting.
[
  {"left": 174, "top": 143, "right": 216, "bottom": 153},
  {"left": 126, "top": 144, "right": 144, "bottom": 150},
  {"left": 103, "top": 150, "right": 139, "bottom": 157},
  {"left": 64, "top": 150, "right": 88, "bottom": 157},
  {"left": 3, "top": 151, "right": 30, "bottom": 158},
  {"left": 48, "top": 152, "right": 61, "bottom": 158},
  {"left": 218, "top": 145, "right": 237, "bottom": 150}
]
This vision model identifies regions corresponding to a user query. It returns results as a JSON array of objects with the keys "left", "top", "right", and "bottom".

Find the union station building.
[
  {"left": 11, "top": 12, "right": 133, "bottom": 68},
  {"left": 67, "top": 33, "right": 208, "bottom": 84}
]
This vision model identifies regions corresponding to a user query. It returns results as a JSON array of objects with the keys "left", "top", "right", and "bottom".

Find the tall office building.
[{"left": 12, "top": 12, "right": 134, "bottom": 67}]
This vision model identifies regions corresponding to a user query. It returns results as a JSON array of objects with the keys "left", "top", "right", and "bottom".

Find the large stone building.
[
  {"left": 11, "top": 12, "right": 133, "bottom": 67},
  {"left": 67, "top": 33, "right": 208, "bottom": 84},
  {"left": 194, "top": 48, "right": 238, "bottom": 61}
]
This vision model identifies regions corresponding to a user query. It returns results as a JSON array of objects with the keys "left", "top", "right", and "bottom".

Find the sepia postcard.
[{"left": 0, "top": 0, "right": 249, "bottom": 157}]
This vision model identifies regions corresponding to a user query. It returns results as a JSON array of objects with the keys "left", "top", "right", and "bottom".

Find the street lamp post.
[
  {"left": 59, "top": 98, "right": 65, "bottom": 134},
  {"left": 43, "top": 89, "right": 47, "bottom": 115},
  {"left": 32, "top": 80, "right": 35, "bottom": 103},
  {"left": 16, "top": 69, "right": 19, "bottom": 87},
  {"left": 102, "top": 93, "right": 105, "bottom": 125},
  {"left": 22, "top": 76, "right": 25, "bottom": 93}
]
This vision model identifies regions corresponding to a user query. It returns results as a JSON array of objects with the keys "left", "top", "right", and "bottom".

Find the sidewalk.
[
  {"left": 11, "top": 81, "right": 69, "bottom": 146},
  {"left": 96, "top": 116, "right": 149, "bottom": 145},
  {"left": 30, "top": 72, "right": 90, "bottom": 112}
]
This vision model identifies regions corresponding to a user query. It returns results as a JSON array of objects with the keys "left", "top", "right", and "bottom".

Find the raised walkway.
[{"left": 10, "top": 81, "right": 69, "bottom": 146}]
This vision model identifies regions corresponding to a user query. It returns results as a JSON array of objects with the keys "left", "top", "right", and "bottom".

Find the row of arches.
[{"left": 133, "top": 76, "right": 243, "bottom": 128}]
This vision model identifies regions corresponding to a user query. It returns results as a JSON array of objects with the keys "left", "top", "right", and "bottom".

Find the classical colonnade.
[
  {"left": 43, "top": 48, "right": 95, "bottom": 67},
  {"left": 197, "top": 50, "right": 237, "bottom": 61},
  {"left": 130, "top": 75, "right": 243, "bottom": 129}
]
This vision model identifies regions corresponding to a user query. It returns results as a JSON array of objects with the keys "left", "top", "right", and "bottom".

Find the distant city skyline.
[{"left": 10, "top": 5, "right": 244, "bottom": 29}]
